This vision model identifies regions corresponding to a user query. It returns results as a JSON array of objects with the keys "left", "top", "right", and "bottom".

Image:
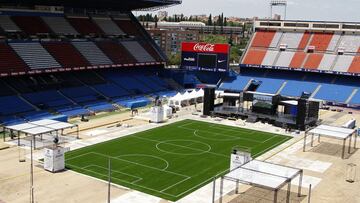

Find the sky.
[{"left": 134, "top": 0, "right": 360, "bottom": 22}]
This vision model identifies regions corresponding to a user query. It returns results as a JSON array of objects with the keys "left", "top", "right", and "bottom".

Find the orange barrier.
[
  {"left": 289, "top": 52, "right": 307, "bottom": 68},
  {"left": 309, "top": 33, "right": 333, "bottom": 51},
  {"left": 251, "top": 31, "right": 276, "bottom": 48},
  {"left": 242, "top": 49, "right": 267, "bottom": 65},
  {"left": 303, "top": 53, "right": 324, "bottom": 69}
]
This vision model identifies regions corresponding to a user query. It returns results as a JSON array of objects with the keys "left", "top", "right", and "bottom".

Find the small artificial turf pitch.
[{"left": 65, "top": 119, "right": 291, "bottom": 201}]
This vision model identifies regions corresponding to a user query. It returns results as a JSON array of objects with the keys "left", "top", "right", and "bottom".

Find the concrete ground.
[{"left": 0, "top": 106, "right": 359, "bottom": 203}]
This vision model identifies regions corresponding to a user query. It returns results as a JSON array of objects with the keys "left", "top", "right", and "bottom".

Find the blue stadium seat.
[
  {"left": 314, "top": 84, "right": 356, "bottom": 103},
  {"left": 0, "top": 95, "right": 34, "bottom": 116},
  {"left": 219, "top": 76, "right": 252, "bottom": 92},
  {"left": 254, "top": 77, "right": 285, "bottom": 94},
  {"left": 280, "top": 80, "right": 319, "bottom": 97}
]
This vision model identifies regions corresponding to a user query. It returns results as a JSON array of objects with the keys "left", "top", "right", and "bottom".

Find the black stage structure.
[{"left": 205, "top": 89, "right": 320, "bottom": 130}]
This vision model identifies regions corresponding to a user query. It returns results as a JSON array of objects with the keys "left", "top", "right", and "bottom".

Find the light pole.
[{"left": 30, "top": 138, "right": 34, "bottom": 203}]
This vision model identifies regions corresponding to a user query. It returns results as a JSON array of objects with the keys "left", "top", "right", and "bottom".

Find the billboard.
[{"left": 181, "top": 42, "right": 230, "bottom": 72}]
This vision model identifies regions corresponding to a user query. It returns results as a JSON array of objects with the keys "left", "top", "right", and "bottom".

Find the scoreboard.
[{"left": 181, "top": 42, "right": 230, "bottom": 72}]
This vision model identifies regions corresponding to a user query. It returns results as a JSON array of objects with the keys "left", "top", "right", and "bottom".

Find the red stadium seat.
[
  {"left": 96, "top": 41, "right": 137, "bottom": 64},
  {"left": 309, "top": 33, "right": 333, "bottom": 52},
  {"left": 250, "top": 31, "right": 276, "bottom": 48},
  {"left": 242, "top": 49, "right": 267, "bottom": 65},
  {"left": 11, "top": 16, "right": 52, "bottom": 35},
  {"left": 67, "top": 17, "right": 104, "bottom": 35},
  {"left": 0, "top": 43, "right": 28, "bottom": 73},
  {"left": 42, "top": 41, "right": 90, "bottom": 68},
  {"left": 297, "top": 32, "right": 311, "bottom": 50},
  {"left": 289, "top": 52, "right": 307, "bottom": 68},
  {"left": 303, "top": 53, "right": 324, "bottom": 69},
  {"left": 348, "top": 55, "right": 360, "bottom": 73}
]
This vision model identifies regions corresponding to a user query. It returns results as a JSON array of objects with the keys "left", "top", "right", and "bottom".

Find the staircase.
[{"left": 346, "top": 89, "right": 358, "bottom": 104}]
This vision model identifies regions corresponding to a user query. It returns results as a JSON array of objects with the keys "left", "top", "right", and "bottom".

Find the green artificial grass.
[{"left": 65, "top": 119, "right": 291, "bottom": 201}]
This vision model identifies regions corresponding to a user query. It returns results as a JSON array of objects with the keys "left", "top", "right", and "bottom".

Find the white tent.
[{"left": 168, "top": 89, "right": 205, "bottom": 108}]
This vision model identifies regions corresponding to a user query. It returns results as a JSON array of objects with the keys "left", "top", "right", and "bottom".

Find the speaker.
[{"left": 203, "top": 87, "right": 215, "bottom": 116}]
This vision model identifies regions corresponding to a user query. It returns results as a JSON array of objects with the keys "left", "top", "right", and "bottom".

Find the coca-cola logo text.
[{"left": 193, "top": 43, "right": 215, "bottom": 52}]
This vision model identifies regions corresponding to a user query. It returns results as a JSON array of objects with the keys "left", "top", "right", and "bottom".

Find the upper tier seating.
[
  {"left": 332, "top": 55, "right": 354, "bottom": 72},
  {"left": 348, "top": 55, "right": 360, "bottom": 73},
  {"left": 139, "top": 41, "right": 163, "bottom": 62},
  {"left": 261, "top": 50, "right": 278, "bottom": 66},
  {"left": 96, "top": 40, "right": 137, "bottom": 64},
  {"left": 308, "top": 33, "right": 333, "bottom": 52},
  {"left": 297, "top": 32, "right": 311, "bottom": 50},
  {"left": 303, "top": 54, "right": 324, "bottom": 70},
  {"left": 11, "top": 16, "right": 51, "bottom": 35},
  {"left": 42, "top": 41, "right": 90, "bottom": 68},
  {"left": 0, "top": 15, "right": 21, "bottom": 32},
  {"left": 10, "top": 42, "right": 61, "bottom": 69},
  {"left": 279, "top": 32, "right": 303, "bottom": 49},
  {"left": 42, "top": 16, "right": 78, "bottom": 35},
  {"left": 121, "top": 41, "right": 155, "bottom": 63},
  {"left": 113, "top": 19, "right": 142, "bottom": 36},
  {"left": 317, "top": 54, "right": 336, "bottom": 70},
  {"left": 250, "top": 31, "right": 276, "bottom": 48},
  {"left": 92, "top": 17, "right": 125, "bottom": 36},
  {"left": 275, "top": 51, "right": 295, "bottom": 67},
  {"left": 0, "top": 95, "right": 34, "bottom": 116},
  {"left": 67, "top": 17, "right": 104, "bottom": 35},
  {"left": 72, "top": 41, "right": 113, "bottom": 66},
  {"left": 0, "top": 43, "right": 28, "bottom": 73},
  {"left": 338, "top": 35, "right": 360, "bottom": 53},
  {"left": 242, "top": 49, "right": 267, "bottom": 65}
]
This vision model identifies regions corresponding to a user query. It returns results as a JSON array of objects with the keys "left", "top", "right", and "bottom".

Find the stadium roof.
[{"left": 0, "top": 0, "right": 182, "bottom": 11}]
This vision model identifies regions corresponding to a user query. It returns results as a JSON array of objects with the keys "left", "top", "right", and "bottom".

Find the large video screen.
[
  {"left": 181, "top": 42, "right": 230, "bottom": 72},
  {"left": 198, "top": 54, "right": 217, "bottom": 68}
]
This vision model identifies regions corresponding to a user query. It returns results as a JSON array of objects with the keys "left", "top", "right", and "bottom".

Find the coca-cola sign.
[
  {"left": 193, "top": 43, "right": 215, "bottom": 52},
  {"left": 182, "top": 42, "right": 229, "bottom": 54}
]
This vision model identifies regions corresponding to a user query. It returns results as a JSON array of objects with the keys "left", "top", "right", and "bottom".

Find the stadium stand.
[
  {"left": 250, "top": 30, "right": 276, "bottom": 48},
  {"left": 317, "top": 54, "right": 336, "bottom": 70},
  {"left": 11, "top": 16, "right": 52, "bottom": 35},
  {"left": 0, "top": 15, "right": 21, "bottom": 32},
  {"left": 113, "top": 19, "right": 142, "bottom": 37},
  {"left": 261, "top": 50, "right": 279, "bottom": 66},
  {"left": 67, "top": 16, "right": 104, "bottom": 35},
  {"left": 242, "top": 49, "right": 267, "bottom": 65},
  {"left": 338, "top": 34, "right": 360, "bottom": 53},
  {"left": 92, "top": 17, "right": 125, "bottom": 36},
  {"left": 9, "top": 42, "right": 61, "bottom": 69},
  {"left": 72, "top": 41, "right": 113, "bottom": 65},
  {"left": 96, "top": 40, "right": 137, "bottom": 64},
  {"left": 275, "top": 51, "right": 295, "bottom": 67},
  {"left": 308, "top": 33, "right": 334, "bottom": 52},
  {"left": 42, "top": 16, "right": 79, "bottom": 35},
  {"left": 279, "top": 32, "right": 303, "bottom": 49},
  {"left": 0, "top": 42, "right": 28, "bottom": 73},
  {"left": 42, "top": 41, "right": 90, "bottom": 68},
  {"left": 121, "top": 41, "right": 155, "bottom": 63}
]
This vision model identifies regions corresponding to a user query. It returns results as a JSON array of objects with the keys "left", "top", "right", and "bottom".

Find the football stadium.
[{"left": 0, "top": 0, "right": 359, "bottom": 203}]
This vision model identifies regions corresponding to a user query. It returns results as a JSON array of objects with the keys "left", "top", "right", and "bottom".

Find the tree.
[
  {"left": 154, "top": 15, "right": 158, "bottom": 28},
  {"left": 207, "top": 14, "right": 212, "bottom": 26},
  {"left": 168, "top": 53, "right": 181, "bottom": 65},
  {"left": 224, "top": 17, "right": 228, "bottom": 26}
]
